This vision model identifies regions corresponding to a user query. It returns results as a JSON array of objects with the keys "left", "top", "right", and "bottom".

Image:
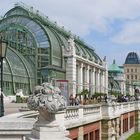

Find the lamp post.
[{"left": 0, "top": 39, "right": 7, "bottom": 117}]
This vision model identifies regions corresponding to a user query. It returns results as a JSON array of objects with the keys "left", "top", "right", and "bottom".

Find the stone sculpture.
[
  {"left": 26, "top": 83, "right": 70, "bottom": 140},
  {"left": 27, "top": 82, "right": 67, "bottom": 122}
]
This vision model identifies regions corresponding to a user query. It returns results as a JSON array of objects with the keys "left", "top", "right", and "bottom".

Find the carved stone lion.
[{"left": 27, "top": 82, "right": 67, "bottom": 114}]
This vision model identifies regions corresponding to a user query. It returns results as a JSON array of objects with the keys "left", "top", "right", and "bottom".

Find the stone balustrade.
[
  {"left": 63, "top": 104, "right": 102, "bottom": 129},
  {"left": 0, "top": 101, "right": 140, "bottom": 139},
  {"left": 64, "top": 104, "right": 101, "bottom": 120},
  {"left": 103, "top": 102, "right": 140, "bottom": 118}
]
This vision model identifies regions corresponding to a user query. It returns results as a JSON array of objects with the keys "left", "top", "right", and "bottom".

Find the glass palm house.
[{"left": 0, "top": 3, "right": 104, "bottom": 96}]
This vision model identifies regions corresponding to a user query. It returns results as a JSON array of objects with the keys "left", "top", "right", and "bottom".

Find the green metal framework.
[{"left": 0, "top": 3, "right": 103, "bottom": 95}]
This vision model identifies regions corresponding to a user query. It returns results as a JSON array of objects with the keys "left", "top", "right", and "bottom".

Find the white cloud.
[
  {"left": 35, "top": 0, "right": 140, "bottom": 37},
  {"left": 111, "top": 20, "right": 140, "bottom": 44},
  {"left": 2, "top": 0, "right": 140, "bottom": 37}
]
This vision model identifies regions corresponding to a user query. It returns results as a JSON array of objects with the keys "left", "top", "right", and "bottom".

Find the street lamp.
[{"left": 0, "top": 39, "right": 7, "bottom": 117}]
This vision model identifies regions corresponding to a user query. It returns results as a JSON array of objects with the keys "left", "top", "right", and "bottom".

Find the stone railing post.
[
  {"left": 79, "top": 106, "right": 84, "bottom": 120},
  {"left": 56, "top": 110, "right": 65, "bottom": 128},
  {"left": 101, "top": 103, "right": 120, "bottom": 140},
  {"left": 78, "top": 106, "right": 84, "bottom": 140},
  {"left": 135, "top": 101, "right": 140, "bottom": 132}
]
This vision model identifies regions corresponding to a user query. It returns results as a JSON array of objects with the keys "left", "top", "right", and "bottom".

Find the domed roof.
[
  {"left": 125, "top": 52, "right": 140, "bottom": 64},
  {"left": 108, "top": 60, "right": 123, "bottom": 73},
  {"left": 2, "top": 3, "right": 103, "bottom": 65}
]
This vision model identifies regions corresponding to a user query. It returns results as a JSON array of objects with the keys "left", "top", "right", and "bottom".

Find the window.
[
  {"left": 127, "top": 75, "right": 129, "bottom": 79},
  {"left": 90, "top": 132, "right": 94, "bottom": 140},
  {"left": 95, "top": 129, "right": 100, "bottom": 140},
  {"left": 119, "top": 120, "right": 121, "bottom": 136},
  {"left": 123, "top": 118, "right": 128, "bottom": 133},
  {"left": 135, "top": 75, "right": 137, "bottom": 79},
  {"left": 126, "top": 118, "right": 128, "bottom": 131},
  {"left": 131, "top": 75, "right": 133, "bottom": 80},
  {"left": 84, "top": 134, "right": 88, "bottom": 140},
  {"left": 130, "top": 116, "right": 134, "bottom": 128},
  {"left": 135, "top": 68, "right": 137, "bottom": 72},
  {"left": 127, "top": 69, "right": 129, "bottom": 73},
  {"left": 131, "top": 69, "right": 133, "bottom": 72}
]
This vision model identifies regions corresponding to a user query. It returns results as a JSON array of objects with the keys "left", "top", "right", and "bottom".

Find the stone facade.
[
  {"left": 64, "top": 41, "right": 108, "bottom": 98},
  {"left": 124, "top": 52, "right": 140, "bottom": 94},
  {"left": 65, "top": 37, "right": 108, "bottom": 97}
]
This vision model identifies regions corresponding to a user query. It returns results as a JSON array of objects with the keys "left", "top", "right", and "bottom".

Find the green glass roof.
[
  {"left": 5, "top": 47, "right": 35, "bottom": 80},
  {"left": 2, "top": 2, "right": 103, "bottom": 65},
  {"left": 108, "top": 60, "right": 123, "bottom": 73}
]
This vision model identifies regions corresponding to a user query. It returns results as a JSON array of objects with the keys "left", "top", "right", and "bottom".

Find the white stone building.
[{"left": 65, "top": 38, "right": 108, "bottom": 97}]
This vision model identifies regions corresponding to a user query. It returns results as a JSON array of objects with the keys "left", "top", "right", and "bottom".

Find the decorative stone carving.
[
  {"left": 27, "top": 82, "right": 67, "bottom": 114},
  {"left": 26, "top": 83, "right": 70, "bottom": 140},
  {"left": 66, "top": 37, "right": 75, "bottom": 55}
]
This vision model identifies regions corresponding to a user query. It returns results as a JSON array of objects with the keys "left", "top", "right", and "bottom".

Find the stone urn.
[{"left": 26, "top": 82, "right": 70, "bottom": 140}]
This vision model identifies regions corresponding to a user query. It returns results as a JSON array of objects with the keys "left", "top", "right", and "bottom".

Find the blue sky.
[{"left": 0, "top": 0, "right": 140, "bottom": 66}]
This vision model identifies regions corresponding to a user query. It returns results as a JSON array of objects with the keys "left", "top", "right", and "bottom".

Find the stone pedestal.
[
  {"left": 26, "top": 122, "right": 70, "bottom": 140},
  {"left": 25, "top": 111, "right": 70, "bottom": 140},
  {"left": 26, "top": 82, "right": 71, "bottom": 140}
]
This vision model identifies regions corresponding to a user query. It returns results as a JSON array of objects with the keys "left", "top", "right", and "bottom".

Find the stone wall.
[{"left": 0, "top": 102, "right": 140, "bottom": 139}]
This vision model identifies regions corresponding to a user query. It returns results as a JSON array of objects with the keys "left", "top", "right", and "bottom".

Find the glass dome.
[{"left": 125, "top": 52, "right": 140, "bottom": 64}]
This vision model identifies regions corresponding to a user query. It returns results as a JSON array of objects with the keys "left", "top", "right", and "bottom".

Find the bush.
[
  {"left": 93, "top": 92, "right": 105, "bottom": 98},
  {"left": 79, "top": 89, "right": 89, "bottom": 96},
  {"left": 16, "top": 96, "right": 28, "bottom": 103},
  {"left": 111, "top": 92, "right": 120, "bottom": 97}
]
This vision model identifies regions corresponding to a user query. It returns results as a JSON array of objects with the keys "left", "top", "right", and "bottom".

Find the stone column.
[
  {"left": 101, "top": 119, "right": 115, "bottom": 140},
  {"left": 85, "top": 65, "right": 89, "bottom": 90},
  {"left": 65, "top": 38, "right": 76, "bottom": 97},
  {"left": 92, "top": 68, "right": 95, "bottom": 94},
  {"left": 95, "top": 69, "right": 97, "bottom": 93},
  {"left": 102, "top": 71, "right": 105, "bottom": 93},
  {"left": 101, "top": 118, "right": 120, "bottom": 140},
  {"left": 96, "top": 69, "right": 100, "bottom": 93},
  {"left": 100, "top": 71, "right": 103, "bottom": 93},
  {"left": 115, "top": 118, "right": 120, "bottom": 140},
  {"left": 120, "top": 115, "right": 123, "bottom": 135},
  {"left": 89, "top": 68, "right": 92, "bottom": 96},
  {"left": 78, "top": 63, "right": 83, "bottom": 93},
  {"left": 101, "top": 120, "right": 110, "bottom": 140},
  {"left": 78, "top": 126, "right": 84, "bottom": 140},
  {"left": 66, "top": 57, "right": 76, "bottom": 96}
]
